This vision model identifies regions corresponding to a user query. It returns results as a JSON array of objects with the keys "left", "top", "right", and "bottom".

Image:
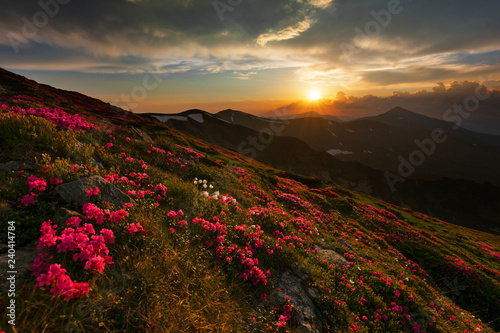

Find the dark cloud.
[{"left": 0, "top": 0, "right": 499, "bottom": 92}]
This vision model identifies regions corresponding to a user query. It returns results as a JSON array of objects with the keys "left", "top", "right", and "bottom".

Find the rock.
[
  {"left": 317, "top": 248, "right": 350, "bottom": 267},
  {"left": 0, "top": 240, "right": 38, "bottom": 293},
  {"left": 291, "top": 262, "right": 311, "bottom": 281},
  {"left": 55, "top": 175, "right": 135, "bottom": 207},
  {"left": 0, "top": 161, "right": 35, "bottom": 172},
  {"left": 51, "top": 208, "right": 84, "bottom": 226},
  {"left": 274, "top": 271, "right": 322, "bottom": 333},
  {"left": 91, "top": 158, "right": 104, "bottom": 169},
  {"left": 338, "top": 238, "right": 355, "bottom": 252},
  {"left": 128, "top": 126, "right": 153, "bottom": 143},
  {"left": 307, "top": 288, "right": 320, "bottom": 300}
]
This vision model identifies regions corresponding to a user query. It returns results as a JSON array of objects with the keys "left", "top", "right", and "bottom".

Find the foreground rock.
[
  {"left": 317, "top": 248, "right": 350, "bottom": 267},
  {"left": 0, "top": 240, "right": 38, "bottom": 293},
  {"left": 51, "top": 207, "right": 84, "bottom": 226},
  {"left": 56, "top": 175, "right": 135, "bottom": 207},
  {"left": 128, "top": 126, "right": 153, "bottom": 143},
  {"left": 274, "top": 271, "right": 322, "bottom": 333},
  {"left": 0, "top": 161, "right": 35, "bottom": 172}
]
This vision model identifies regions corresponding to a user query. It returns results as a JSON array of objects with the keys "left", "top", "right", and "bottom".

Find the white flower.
[
  {"left": 203, "top": 179, "right": 207, "bottom": 184},
  {"left": 250, "top": 225, "right": 256, "bottom": 229},
  {"left": 214, "top": 191, "right": 219, "bottom": 196},
  {"left": 209, "top": 184, "right": 213, "bottom": 189},
  {"left": 232, "top": 199, "right": 237, "bottom": 203},
  {"left": 194, "top": 180, "right": 198, "bottom": 185},
  {"left": 221, "top": 196, "right": 227, "bottom": 201},
  {"left": 212, "top": 195, "right": 218, "bottom": 200},
  {"left": 203, "top": 184, "right": 207, "bottom": 188},
  {"left": 202, "top": 191, "right": 208, "bottom": 197},
  {"left": 195, "top": 177, "right": 198, "bottom": 181}
]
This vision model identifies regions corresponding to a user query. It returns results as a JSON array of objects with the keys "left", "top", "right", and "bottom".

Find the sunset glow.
[
  {"left": 0, "top": 1, "right": 498, "bottom": 118},
  {"left": 308, "top": 90, "right": 321, "bottom": 101}
]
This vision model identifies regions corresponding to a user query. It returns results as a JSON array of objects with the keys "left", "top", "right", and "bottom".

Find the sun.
[{"left": 308, "top": 89, "right": 321, "bottom": 101}]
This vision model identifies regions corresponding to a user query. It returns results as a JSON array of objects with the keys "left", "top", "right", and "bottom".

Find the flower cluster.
[
  {"left": 176, "top": 144, "right": 205, "bottom": 160},
  {"left": 5, "top": 105, "right": 97, "bottom": 131},
  {"left": 34, "top": 263, "right": 89, "bottom": 301},
  {"left": 277, "top": 296, "right": 293, "bottom": 328}
]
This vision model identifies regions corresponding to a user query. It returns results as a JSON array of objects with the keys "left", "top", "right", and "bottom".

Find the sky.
[{"left": 1, "top": 0, "right": 500, "bottom": 118}]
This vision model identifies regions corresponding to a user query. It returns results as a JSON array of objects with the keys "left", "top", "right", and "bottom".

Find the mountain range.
[{"left": 145, "top": 107, "right": 500, "bottom": 235}]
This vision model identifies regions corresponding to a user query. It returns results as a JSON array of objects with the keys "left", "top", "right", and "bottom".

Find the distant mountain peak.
[{"left": 385, "top": 106, "right": 415, "bottom": 116}]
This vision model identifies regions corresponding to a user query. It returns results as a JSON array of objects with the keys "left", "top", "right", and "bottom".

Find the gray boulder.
[
  {"left": 274, "top": 271, "right": 322, "bottom": 333},
  {"left": 0, "top": 161, "right": 35, "bottom": 172},
  {"left": 56, "top": 175, "right": 135, "bottom": 207},
  {"left": 128, "top": 126, "right": 153, "bottom": 143},
  {"left": 0, "top": 240, "right": 38, "bottom": 293},
  {"left": 317, "top": 248, "right": 350, "bottom": 267},
  {"left": 51, "top": 207, "right": 84, "bottom": 226}
]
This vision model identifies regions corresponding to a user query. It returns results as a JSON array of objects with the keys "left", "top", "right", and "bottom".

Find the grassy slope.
[{"left": 0, "top": 73, "right": 499, "bottom": 333}]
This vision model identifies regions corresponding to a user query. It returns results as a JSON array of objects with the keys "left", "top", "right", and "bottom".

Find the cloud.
[
  {"left": 256, "top": 18, "right": 315, "bottom": 46},
  {"left": 308, "top": 0, "right": 335, "bottom": 9},
  {"left": 0, "top": 0, "right": 499, "bottom": 91}
]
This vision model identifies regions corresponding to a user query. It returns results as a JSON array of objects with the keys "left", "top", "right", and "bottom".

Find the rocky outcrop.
[
  {"left": 0, "top": 161, "right": 35, "bottom": 172},
  {"left": 0, "top": 240, "right": 38, "bottom": 293},
  {"left": 274, "top": 271, "right": 322, "bottom": 333},
  {"left": 317, "top": 248, "right": 350, "bottom": 267},
  {"left": 51, "top": 207, "right": 84, "bottom": 226},
  {"left": 55, "top": 175, "right": 135, "bottom": 207},
  {"left": 128, "top": 126, "right": 153, "bottom": 143}
]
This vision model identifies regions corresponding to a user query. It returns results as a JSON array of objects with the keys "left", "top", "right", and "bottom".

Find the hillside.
[
  {"left": 150, "top": 107, "right": 500, "bottom": 235},
  {"left": 218, "top": 107, "right": 500, "bottom": 186},
  {"left": 1, "top": 69, "right": 500, "bottom": 333}
]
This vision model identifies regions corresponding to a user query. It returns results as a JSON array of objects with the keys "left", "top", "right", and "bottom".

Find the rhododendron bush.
[{"left": 1, "top": 104, "right": 98, "bottom": 131}]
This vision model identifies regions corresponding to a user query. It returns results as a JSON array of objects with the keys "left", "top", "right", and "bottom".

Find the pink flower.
[
  {"left": 50, "top": 177, "right": 63, "bottom": 185},
  {"left": 108, "top": 209, "right": 129, "bottom": 223},
  {"left": 127, "top": 222, "right": 148, "bottom": 235},
  {"left": 35, "top": 273, "right": 52, "bottom": 288},
  {"left": 21, "top": 192, "right": 38, "bottom": 206},
  {"left": 100, "top": 229, "right": 115, "bottom": 243},
  {"left": 125, "top": 137, "right": 131, "bottom": 142},
  {"left": 26, "top": 175, "right": 47, "bottom": 192},
  {"left": 66, "top": 216, "right": 82, "bottom": 227},
  {"left": 86, "top": 187, "right": 100, "bottom": 197}
]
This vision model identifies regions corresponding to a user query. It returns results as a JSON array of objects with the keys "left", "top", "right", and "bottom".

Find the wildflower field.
[{"left": 0, "top": 85, "right": 499, "bottom": 332}]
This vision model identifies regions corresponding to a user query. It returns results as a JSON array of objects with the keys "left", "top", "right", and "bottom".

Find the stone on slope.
[
  {"left": 51, "top": 207, "right": 84, "bottom": 226},
  {"left": 0, "top": 240, "right": 38, "bottom": 293},
  {"left": 128, "top": 126, "right": 153, "bottom": 143},
  {"left": 55, "top": 175, "right": 135, "bottom": 207},
  {"left": 0, "top": 161, "right": 35, "bottom": 172},
  {"left": 274, "top": 271, "right": 322, "bottom": 333},
  {"left": 317, "top": 248, "right": 350, "bottom": 267}
]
